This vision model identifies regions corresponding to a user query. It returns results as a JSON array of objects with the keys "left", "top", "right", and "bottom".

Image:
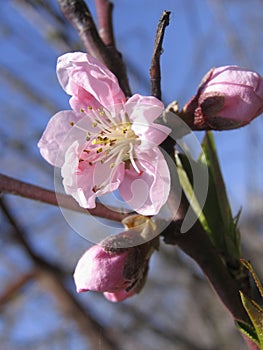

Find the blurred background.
[{"left": 0, "top": 0, "right": 263, "bottom": 349}]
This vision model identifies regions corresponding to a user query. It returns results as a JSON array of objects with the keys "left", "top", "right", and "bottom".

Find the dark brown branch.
[
  {"left": 150, "top": 11, "right": 170, "bottom": 100},
  {"left": 163, "top": 219, "right": 250, "bottom": 323},
  {"left": 57, "top": 0, "right": 131, "bottom": 96},
  {"left": 0, "top": 196, "right": 120, "bottom": 350},
  {"left": 95, "top": 0, "right": 115, "bottom": 46},
  {"left": 57, "top": 0, "right": 107, "bottom": 60},
  {"left": 0, "top": 173, "right": 127, "bottom": 222},
  {"left": 161, "top": 138, "right": 251, "bottom": 326}
]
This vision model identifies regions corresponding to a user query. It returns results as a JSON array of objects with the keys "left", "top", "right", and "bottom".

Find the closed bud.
[
  {"left": 73, "top": 216, "right": 159, "bottom": 302},
  {"left": 182, "top": 66, "right": 263, "bottom": 130}
]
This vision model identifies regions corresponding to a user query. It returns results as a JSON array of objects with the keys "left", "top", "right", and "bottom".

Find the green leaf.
[
  {"left": 236, "top": 320, "right": 260, "bottom": 348},
  {"left": 240, "top": 291, "right": 263, "bottom": 347},
  {"left": 241, "top": 259, "right": 263, "bottom": 298},
  {"left": 200, "top": 131, "right": 241, "bottom": 263},
  {"left": 175, "top": 152, "right": 211, "bottom": 236}
]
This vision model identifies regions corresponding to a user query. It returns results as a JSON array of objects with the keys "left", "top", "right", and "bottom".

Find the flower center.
[{"left": 71, "top": 106, "right": 141, "bottom": 173}]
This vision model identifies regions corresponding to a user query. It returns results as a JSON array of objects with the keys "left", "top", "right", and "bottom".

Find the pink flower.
[
  {"left": 73, "top": 241, "right": 153, "bottom": 302},
  {"left": 182, "top": 65, "right": 263, "bottom": 130},
  {"left": 38, "top": 52, "right": 170, "bottom": 215}
]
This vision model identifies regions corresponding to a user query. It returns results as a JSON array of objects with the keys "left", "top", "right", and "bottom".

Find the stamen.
[
  {"left": 77, "top": 105, "right": 141, "bottom": 186},
  {"left": 129, "top": 143, "right": 140, "bottom": 173}
]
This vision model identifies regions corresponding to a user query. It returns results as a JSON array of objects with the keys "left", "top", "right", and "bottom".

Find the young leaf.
[
  {"left": 240, "top": 291, "right": 263, "bottom": 348},
  {"left": 236, "top": 320, "right": 260, "bottom": 348},
  {"left": 175, "top": 152, "right": 211, "bottom": 236},
  {"left": 200, "top": 131, "right": 241, "bottom": 264},
  {"left": 241, "top": 259, "right": 263, "bottom": 298}
]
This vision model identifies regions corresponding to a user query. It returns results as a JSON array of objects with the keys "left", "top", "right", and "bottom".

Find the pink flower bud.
[
  {"left": 73, "top": 245, "right": 130, "bottom": 293},
  {"left": 73, "top": 235, "right": 156, "bottom": 302},
  {"left": 182, "top": 66, "right": 263, "bottom": 130}
]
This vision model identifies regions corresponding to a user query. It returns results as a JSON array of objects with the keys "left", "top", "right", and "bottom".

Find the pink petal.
[
  {"left": 133, "top": 122, "right": 170, "bottom": 150},
  {"left": 125, "top": 94, "right": 164, "bottom": 124},
  {"left": 57, "top": 52, "right": 126, "bottom": 110},
  {"left": 74, "top": 245, "right": 129, "bottom": 293},
  {"left": 103, "top": 289, "right": 136, "bottom": 302},
  {"left": 61, "top": 141, "right": 125, "bottom": 208},
  {"left": 119, "top": 147, "right": 170, "bottom": 215},
  {"left": 124, "top": 94, "right": 170, "bottom": 148},
  {"left": 38, "top": 110, "right": 85, "bottom": 167}
]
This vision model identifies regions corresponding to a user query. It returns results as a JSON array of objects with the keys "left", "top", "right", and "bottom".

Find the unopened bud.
[{"left": 182, "top": 66, "right": 263, "bottom": 130}]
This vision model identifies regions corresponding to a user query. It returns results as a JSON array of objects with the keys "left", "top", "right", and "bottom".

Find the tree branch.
[
  {"left": 163, "top": 219, "right": 250, "bottom": 324},
  {"left": 57, "top": 0, "right": 131, "bottom": 96},
  {"left": 0, "top": 173, "right": 128, "bottom": 222},
  {"left": 150, "top": 11, "right": 170, "bottom": 100},
  {"left": 95, "top": 0, "right": 115, "bottom": 46},
  {"left": 161, "top": 137, "right": 251, "bottom": 328}
]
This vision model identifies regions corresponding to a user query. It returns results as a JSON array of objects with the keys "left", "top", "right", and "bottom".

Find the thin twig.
[
  {"left": 150, "top": 11, "right": 170, "bottom": 100},
  {"left": 95, "top": 0, "right": 115, "bottom": 46},
  {"left": 0, "top": 173, "right": 128, "bottom": 222},
  {"left": 57, "top": 0, "right": 131, "bottom": 96}
]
